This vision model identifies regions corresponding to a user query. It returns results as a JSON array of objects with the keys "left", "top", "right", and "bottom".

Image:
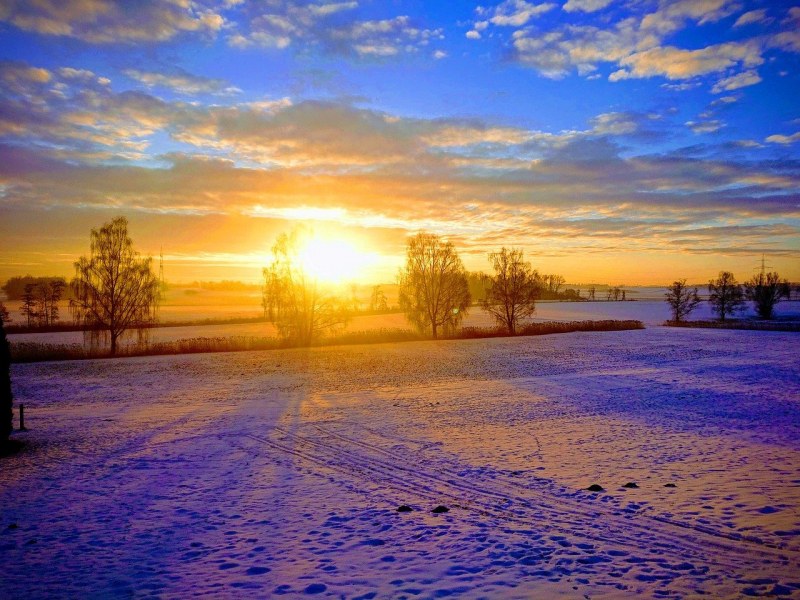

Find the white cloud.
[
  {"left": 562, "top": 0, "right": 613, "bottom": 13},
  {"left": 0, "top": 0, "right": 224, "bottom": 44},
  {"left": 765, "top": 132, "right": 800, "bottom": 145},
  {"left": 124, "top": 69, "right": 238, "bottom": 95},
  {"left": 466, "top": 30, "right": 481, "bottom": 40},
  {"left": 483, "top": 0, "right": 556, "bottom": 27},
  {"left": 590, "top": 112, "right": 638, "bottom": 135},
  {"left": 660, "top": 81, "right": 699, "bottom": 91},
  {"left": 711, "top": 70, "right": 762, "bottom": 93},
  {"left": 475, "top": 0, "right": 792, "bottom": 95},
  {"left": 227, "top": 3, "right": 440, "bottom": 58},
  {"left": 308, "top": 2, "right": 358, "bottom": 17},
  {"left": 610, "top": 41, "right": 763, "bottom": 81},
  {"left": 733, "top": 9, "right": 770, "bottom": 27},
  {"left": 353, "top": 43, "right": 398, "bottom": 56},
  {"left": 686, "top": 119, "right": 724, "bottom": 134}
]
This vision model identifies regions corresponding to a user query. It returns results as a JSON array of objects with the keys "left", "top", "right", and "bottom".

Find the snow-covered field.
[{"left": 2, "top": 325, "right": 799, "bottom": 598}]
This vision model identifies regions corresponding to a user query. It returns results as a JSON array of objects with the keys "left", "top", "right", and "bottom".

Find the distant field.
[
  {"left": 8, "top": 300, "right": 800, "bottom": 350},
  {"left": 2, "top": 327, "right": 798, "bottom": 597},
  {"left": 1, "top": 284, "right": 703, "bottom": 327},
  {"left": 2, "top": 286, "right": 265, "bottom": 326}
]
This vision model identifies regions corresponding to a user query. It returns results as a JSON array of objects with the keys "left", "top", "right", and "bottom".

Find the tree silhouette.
[
  {"left": 21, "top": 284, "right": 37, "bottom": 327},
  {"left": 20, "top": 280, "right": 66, "bottom": 327},
  {"left": 466, "top": 271, "right": 491, "bottom": 303},
  {"left": 261, "top": 262, "right": 282, "bottom": 321},
  {"left": 665, "top": 279, "right": 701, "bottom": 322},
  {"left": 369, "top": 285, "right": 388, "bottom": 312},
  {"left": 708, "top": 271, "right": 744, "bottom": 322},
  {"left": 1, "top": 319, "right": 12, "bottom": 449},
  {"left": 744, "top": 272, "right": 790, "bottom": 319},
  {"left": 42, "top": 280, "right": 65, "bottom": 326},
  {"left": 482, "top": 247, "right": 539, "bottom": 334},
  {"left": 398, "top": 232, "right": 470, "bottom": 339},
  {"left": 263, "top": 229, "right": 348, "bottom": 345},
  {"left": 546, "top": 274, "right": 565, "bottom": 295},
  {"left": 70, "top": 217, "right": 160, "bottom": 356},
  {"left": 2, "top": 276, "right": 67, "bottom": 301}
]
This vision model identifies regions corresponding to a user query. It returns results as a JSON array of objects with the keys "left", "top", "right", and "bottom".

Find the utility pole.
[{"left": 754, "top": 254, "right": 771, "bottom": 277}]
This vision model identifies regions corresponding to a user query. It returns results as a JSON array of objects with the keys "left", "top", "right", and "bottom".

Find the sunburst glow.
[{"left": 297, "top": 237, "right": 372, "bottom": 284}]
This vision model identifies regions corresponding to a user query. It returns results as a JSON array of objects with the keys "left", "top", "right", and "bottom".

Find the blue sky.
[{"left": 0, "top": 0, "right": 798, "bottom": 284}]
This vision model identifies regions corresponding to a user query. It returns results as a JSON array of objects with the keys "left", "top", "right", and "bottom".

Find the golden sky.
[{"left": 1, "top": 1, "right": 798, "bottom": 285}]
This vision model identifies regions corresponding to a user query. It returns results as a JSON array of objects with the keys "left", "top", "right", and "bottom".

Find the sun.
[{"left": 297, "top": 237, "right": 372, "bottom": 284}]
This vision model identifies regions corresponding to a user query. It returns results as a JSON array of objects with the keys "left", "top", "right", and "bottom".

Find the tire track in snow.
[
  {"left": 238, "top": 422, "right": 799, "bottom": 586},
  {"left": 313, "top": 419, "right": 798, "bottom": 553}
]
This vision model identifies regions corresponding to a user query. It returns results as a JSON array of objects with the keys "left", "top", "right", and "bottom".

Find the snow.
[{"left": 2, "top": 326, "right": 799, "bottom": 598}]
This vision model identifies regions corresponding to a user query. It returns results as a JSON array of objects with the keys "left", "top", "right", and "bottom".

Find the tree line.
[
  {"left": 2, "top": 216, "right": 797, "bottom": 355},
  {"left": 666, "top": 271, "right": 792, "bottom": 323},
  {"left": 1, "top": 276, "right": 70, "bottom": 328},
  {"left": 260, "top": 230, "right": 569, "bottom": 343}
]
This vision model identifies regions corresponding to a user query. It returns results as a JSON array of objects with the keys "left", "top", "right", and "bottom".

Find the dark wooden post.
[{"left": 18, "top": 403, "right": 26, "bottom": 431}]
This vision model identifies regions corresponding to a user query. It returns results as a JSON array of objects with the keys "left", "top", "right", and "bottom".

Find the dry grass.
[
  {"left": 459, "top": 320, "right": 645, "bottom": 339},
  {"left": 10, "top": 320, "right": 645, "bottom": 363},
  {"left": 664, "top": 320, "right": 800, "bottom": 332}
]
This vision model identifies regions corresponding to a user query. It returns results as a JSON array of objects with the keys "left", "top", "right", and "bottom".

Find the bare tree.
[
  {"left": 398, "top": 232, "right": 470, "bottom": 339},
  {"left": 466, "top": 271, "right": 491, "bottom": 303},
  {"left": 263, "top": 230, "right": 348, "bottom": 346},
  {"left": 481, "top": 247, "right": 539, "bottom": 334},
  {"left": 1, "top": 318, "right": 12, "bottom": 449},
  {"left": 70, "top": 217, "right": 160, "bottom": 356},
  {"left": 708, "top": 271, "right": 744, "bottom": 322},
  {"left": 665, "top": 279, "right": 701, "bottom": 322},
  {"left": 261, "top": 263, "right": 282, "bottom": 321},
  {"left": 549, "top": 274, "right": 565, "bottom": 295},
  {"left": 369, "top": 285, "right": 388, "bottom": 312},
  {"left": 19, "top": 280, "right": 65, "bottom": 327},
  {"left": 744, "top": 272, "right": 790, "bottom": 319},
  {"left": 44, "top": 280, "right": 65, "bottom": 325},
  {"left": 21, "top": 284, "right": 37, "bottom": 327},
  {"left": 588, "top": 286, "right": 596, "bottom": 301},
  {"left": 0, "top": 302, "right": 10, "bottom": 324}
]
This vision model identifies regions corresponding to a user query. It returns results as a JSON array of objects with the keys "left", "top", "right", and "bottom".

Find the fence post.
[{"left": 18, "top": 403, "right": 27, "bottom": 431}]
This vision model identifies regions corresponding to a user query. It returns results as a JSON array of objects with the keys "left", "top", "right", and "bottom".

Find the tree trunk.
[
  {"left": 110, "top": 331, "right": 118, "bottom": 356},
  {"left": 431, "top": 322, "right": 438, "bottom": 339}
]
